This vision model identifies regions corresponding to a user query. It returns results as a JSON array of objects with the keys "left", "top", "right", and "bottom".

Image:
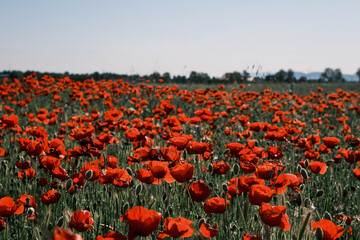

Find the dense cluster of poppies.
[{"left": 0, "top": 74, "right": 359, "bottom": 239}]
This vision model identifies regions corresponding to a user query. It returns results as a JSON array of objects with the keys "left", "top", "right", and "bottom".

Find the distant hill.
[{"left": 293, "top": 72, "right": 359, "bottom": 81}]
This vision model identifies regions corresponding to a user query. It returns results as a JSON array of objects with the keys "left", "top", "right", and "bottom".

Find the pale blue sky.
[{"left": 1, "top": 0, "right": 359, "bottom": 77}]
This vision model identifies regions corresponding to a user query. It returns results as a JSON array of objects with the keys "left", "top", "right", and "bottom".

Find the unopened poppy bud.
[
  {"left": 268, "top": 169, "right": 274, "bottom": 179},
  {"left": 326, "top": 160, "right": 334, "bottom": 166},
  {"left": 222, "top": 183, "right": 228, "bottom": 193},
  {"left": 315, "top": 227, "right": 324, "bottom": 240},
  {"left": 65, "top": 179, "right": 73, "bottom": 190},
  {"left": 126, "top": 167, "right": 133, "bottom": 176},
  {"left": 122, "top": 202, "right": 129, "bottom": 212},
  {"left": 233, "top": 163, "right": 240, "bottom": 175},
  {"left": 56, "top": 216, "right": 64, "bottom": 227},
  {"left": 182, "top": 150, "right": 187, "bottom": 160},
  {"left": 135, "top": 184, "right": 143, "bottom": 195},
  {"left": 25, "top": 197, "right": 31, "bottom": 208},
  {"left": 304, "top": 198, "right": 312, "bottom": 208},
  {"left": 323, "top": 211, "right": 332, "bottom": 220},
  {"left": 304, "top": 159, "right": 309, "bottom": 168},
  {"left": 198, "top": 218, "right": 206, "bottom": 227},
  {"left": 230, "top": 222, "right": 237, "bottom": 231},
  {"left": 297, "top": 165, "right": 302, "bottom": 173},
  {"left": 85, "top": 170, "right": 93, "bottom": 180},
  {"left": 208, "top": 163, "right": 213, "bottom": 173},
  {"left": 315, "top": 189, "right": 324, "bottom": 198},
  {"left": 300, "top": 168, "right": 308, "bottom": 181},
  {"left": 296, "top": 194, "right": 302, "bottom": 206}
]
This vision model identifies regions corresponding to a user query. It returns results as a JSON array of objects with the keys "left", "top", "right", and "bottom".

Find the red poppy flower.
[
  {"left": 188, "top": 181, "right": 212, "bottom": 202},
  {"left": 322, "top": 137, "right": 340, "bottom": 149},
  {"left": 135, "top": 168, "right": 156, "bottom": 184},
  {"left": 242, "top": 232, "right": 260, "bottom": 240},
  {"left": 354, "top": 168, "right": 360, "bottom": 180},
  {"left": 199, "top": 222, "right": 218, "bottom": 238},
  {"left": 16, "top": 194, "right": 37, "bottom": 210},
  {"left": 169, "top": 163, "right": 195, "bottom": 183},
  {"left": 259, "top": 203, "right": 291, "bottom": 231},
  {"left": 96, "top": 231, "right": 127, "bottom": 240},
  {"left": 237, "top": 175, "right": 265, "bottom": 193},
  {"left": 148, "top": 161, "right": 169, "bottom": 179},
  {"left": 0, "top": 217, "right": 6, "bottom": 232},
  {"left": 311, "top": 219, "right": 345, "bottom": 240},
  {"left": 69, "top": 210, "right": 94, "bottom": 232},
  {"left": 248, "top": 185, "right": 274, "bottom": 206},
  {"left": 52, "top": 227, "right": 83, "bottom": 240},
  {"left": 168, "top": 136, "right": 190, "bottom": 150},
  {"left": 212, "top": 161, "right": 230, "bottom": 175},
  {"left": 121, "top": 206, "right": 162, "bottom": 240},
  {"left": 203, "top": 197, "right": 230, "bottom": 214},
  {"left": 40, "top": 190, "right": 61, "bottom": 206},
  {"left": 0, "top": 197, "right": 24, "bottom": 217},
  {"left": 308, "top": 161, "right": 327, "bottom": 174},
  {"left": 1, "top": 114, "right": 18, "bottom": 128},
  {"left": 157, "top": 217, "right": 194, "bottom": 239}
]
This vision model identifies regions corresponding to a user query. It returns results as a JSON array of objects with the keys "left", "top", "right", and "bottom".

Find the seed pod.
[{"left": 25, "top": 197, "right": 31, "bottom": 208}]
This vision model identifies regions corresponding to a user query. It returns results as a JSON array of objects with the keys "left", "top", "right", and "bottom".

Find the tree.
[
  {"left": 356, "top": 68, "right": 360, "bottom": 82},
  {"left": 320, "top": 68, "right": 344, "bottom": 82}
]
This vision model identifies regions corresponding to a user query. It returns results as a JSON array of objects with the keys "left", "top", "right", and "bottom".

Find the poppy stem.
[{"left": 264, "top": 224, "right": 272, "bottom": 240}]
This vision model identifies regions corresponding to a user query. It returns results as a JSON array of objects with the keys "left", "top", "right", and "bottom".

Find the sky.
[{"left": 0, "top": 0, "right": 359, "bottom": 77}]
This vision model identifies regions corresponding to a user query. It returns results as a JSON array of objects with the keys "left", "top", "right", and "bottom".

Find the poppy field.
[{"left": 0, "top": 74, "right": 360, "bottom": 240}]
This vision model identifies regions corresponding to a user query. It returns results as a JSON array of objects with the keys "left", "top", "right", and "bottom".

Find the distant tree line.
[{"left": 1, "top": 68, "right": 360, "bottom": 83}]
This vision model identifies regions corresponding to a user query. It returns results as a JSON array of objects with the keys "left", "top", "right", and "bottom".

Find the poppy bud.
[
  {"left": 208, "top": 163, "right": 213, "bottom": 173},
  {"left": 304, "top": 159, "right": 309, "bottom": 168},
  {"left": 297, "top": 165, "right": 302, "bottom": 173},
  {"left": 323, "top": 211, "right": 332, "bottom": 220},
  {"left": 85, "top": 170, "right": 93, "bottom": 180},
  {"left": 56, "top": 216, "right": 64, "bottom": 227},
  {"left": 315, "top": 189, "right": 324, "bottom": 198},
  {"left": 315, "top": 227, "right": 324, "bottom": 240},
  {"left": 233, "top": 163, "right": 240, "bottom": 175},
  {"left": 25, "top": 197, "right": 31, "bottom": 208},
  {"left": 122, "top": 202, "right": 129, "bottom": 213},
  {"left": 300, "top": 169, "right": 308, "bottom": 181},
  {"left": 296, "top": 194, "right": 302, "bottom": 206},
  {"left": 222, "top": 183, "right": 228, "bottom": 193},
  {"left": 304, "top": 198, "right": 312, "bottom": 208},
  {"left": 230, "top": 222, "right": 237, "bottom": 231},
  {"left": 126, "top": 167, "right": 133, "bottom": 176},
  {"left": 135, "top": 184, "right": 143, "bottom": 195},
  {"left": 198, "top": 218, "right": 206, "bottom": 227},
  {"left": 65, "top": 179, "right": 73, "bottom": 190}
]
